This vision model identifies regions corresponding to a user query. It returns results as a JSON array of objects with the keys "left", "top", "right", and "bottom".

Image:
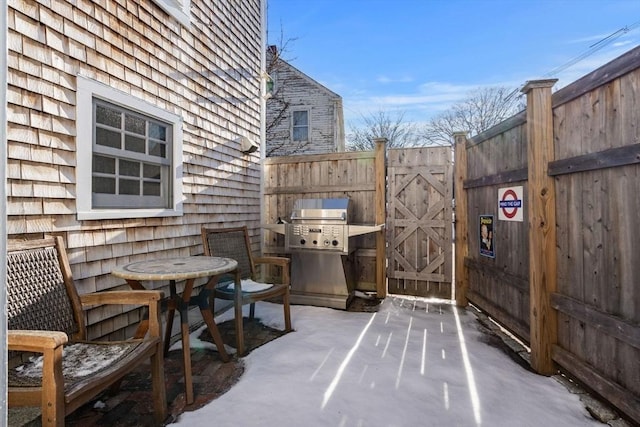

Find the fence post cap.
[{"left": 521, "top": 79, "right": 558, "bottom": 93}]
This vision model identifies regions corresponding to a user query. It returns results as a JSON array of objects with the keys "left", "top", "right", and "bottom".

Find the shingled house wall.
[{"left": 6, "top": 0, "right": 266, "bottom": 340}]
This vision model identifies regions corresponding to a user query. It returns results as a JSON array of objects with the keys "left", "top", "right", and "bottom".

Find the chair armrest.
[
  {"left": 254, "top": 256, "right": 290, "bottom": 268},
  {"left": 253, "top": 256, "right": 290, "bottom": 285},
  {"left": 8, "top": 330, "right": 68, "bottom": 352},
  {"left": 9, "top": 330, "right": 66, "bottom": 416},
  {"left": 80, "top": 290, "right": 164, "bottom": 307},
  {"left": 80, "top": 290, "right": 165, "bottom": 338}
]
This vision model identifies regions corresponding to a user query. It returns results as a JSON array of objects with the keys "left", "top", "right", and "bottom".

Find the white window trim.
[
  {"left": 262, "top": 71, "right": 274, "bottom": 100},
  {"left": 76, "top": 75, "right": 183, "bottom": 220},
  {"left": 153, "top": 0, "right": 191, "bottom": 27},
  {"left": 291, "top": 107, "right": 310, "bottom": 142}
]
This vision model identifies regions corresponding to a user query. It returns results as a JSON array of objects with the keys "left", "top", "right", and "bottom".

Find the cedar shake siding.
[{"left": 7, "top": 0, "right": 266, "bottom": 340}]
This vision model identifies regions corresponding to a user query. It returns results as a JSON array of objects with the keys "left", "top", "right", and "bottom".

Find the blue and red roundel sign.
[{"left": 498, "top": 186, "right": 523, "bottom": 222}]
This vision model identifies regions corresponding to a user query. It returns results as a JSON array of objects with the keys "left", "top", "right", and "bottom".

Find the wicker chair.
[
  {"left": 201, "top": 226, "right": 292, "bottom": 355},
  {"left": 7, "top": 236, "right": 167, "bottom": 426}
]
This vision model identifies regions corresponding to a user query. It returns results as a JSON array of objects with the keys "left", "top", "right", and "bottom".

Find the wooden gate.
[{"left": 386, "top": 147, "right": 453, "bottom": 298}]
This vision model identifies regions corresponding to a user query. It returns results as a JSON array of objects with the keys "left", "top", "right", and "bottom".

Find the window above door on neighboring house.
[
  {"left": 292, "top": 110, "right": 309, "bottom": 142},
  {"left": 76, "top": 76, "right": 183, "bottom": 220}
]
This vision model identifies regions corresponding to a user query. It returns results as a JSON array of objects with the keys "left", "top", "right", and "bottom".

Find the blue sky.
[{"left": 266, "top": 0, "right": 640, "bottom": 127}]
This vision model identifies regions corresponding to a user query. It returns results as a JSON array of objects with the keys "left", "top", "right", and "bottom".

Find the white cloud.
[
  {"left": 376, "top": 74, "right": 414, "bottom": 84},
  {"left": 417, "top": 81, "right": 479, "bottom": 95},
  {"left": 343, "top": 82, "right": 467, "bottom": 123},
  {"left": 612, "top": 40, "right": 633, "bottom": 47},
  {"left": 343, "top": 79, "right": 523, "bottom": 125}
]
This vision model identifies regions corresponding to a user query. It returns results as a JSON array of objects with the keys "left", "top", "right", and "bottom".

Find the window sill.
[{"left": 77, "top": 208, "right": 183, "bottom": 221}]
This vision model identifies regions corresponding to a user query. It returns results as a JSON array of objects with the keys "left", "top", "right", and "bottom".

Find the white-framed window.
[
  {"left": 152, "top": 0, "right": 191, "bottom": 26},
  {"left": 292, "top": 109, "right": 309, "bottom": 142},
  {"left": 76, "top": 76, "right": 183, "bottom": 220},
  {"left": 263, "top": 72, "right": 274, "bottom": 99}
]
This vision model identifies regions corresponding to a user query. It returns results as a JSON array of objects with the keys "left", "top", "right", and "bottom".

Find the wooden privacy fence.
[
  {"left": 455, "top": 46, "right": 640, "bottom": 423},
  {"left": 262, "top": 141, "right": 453, "bottom": 300},
  {"left": 262, "top": 140, "right": 387, "bottom": 297}
]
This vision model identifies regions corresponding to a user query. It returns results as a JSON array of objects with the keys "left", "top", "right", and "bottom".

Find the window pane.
[
  {"left": 93, "top": 176, "right": 115, "bottom": 194},
  {"left": 96, "top": 127, "right": 121, "bottom": 148},
  {"left": 149, "top": 122, "right": 167, "bottom": 141},
  {"left": 89, "top": 96, "right": 175, "bottom": 211},
  {"left": 144, "top": 164, "right": 161, "bottom": 179},
  {"left": 125, "top": 134, "right": 145, "bottom": 153},
  {"left": 293, "top": 111, "right": 308, "bottom": 126},
  {"left": 96, "top": 104, "right": 121, "bottom": 128},
  {"left": 93, "top": 155, "right": 115, "bottom": 174},
  {"left": 143, "top": 181, "right": 161, "bottom": 196},
  {"left": 125, "top": 114, "right": 145, "bottom": 135},
  {"left": 149, "top": 141, "right": 166, "bottom": 158},
  {"left": 119, "top": 178, "right": 140, "bottom": 195},
  {"left": 293, "top": 127, "right": 308, "bottom": 141},
  {"left": 119, "top": 159, "right": 140, "bottom": 177}
]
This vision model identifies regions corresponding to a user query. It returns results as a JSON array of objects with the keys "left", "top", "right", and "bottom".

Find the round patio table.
[{"left": 112, "top": 255, "right": 239, "bottom": 405}]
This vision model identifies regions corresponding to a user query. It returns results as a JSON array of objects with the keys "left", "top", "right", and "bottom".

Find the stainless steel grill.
[
  {"left": 278, "top": 198, "right": 381, "bottom": 309},
  {"left": 262, "top": 197, "right": 383, "bottom": 309}
]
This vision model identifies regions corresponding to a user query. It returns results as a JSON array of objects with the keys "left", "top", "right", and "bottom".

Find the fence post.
[
  {"left": 453, "top": 132, "right": 469, "bottom": 307},
  {"left": 373, "top": 138, "right": 387, "bottom": 298},
  {"left": 522, "top": 79, "right": 558, "bottom": 375}
]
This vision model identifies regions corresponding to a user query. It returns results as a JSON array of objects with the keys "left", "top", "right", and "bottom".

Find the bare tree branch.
[
  {"left": 346, "top": 110, "right": 418, "bottom": 151},
  {"left": 419, "top": 86, "right": 524, "bottom": 146}
]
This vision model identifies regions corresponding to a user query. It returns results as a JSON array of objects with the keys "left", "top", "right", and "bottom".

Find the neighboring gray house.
[{"left": 266, "top": 46, "right": 345, "bottom": 156}]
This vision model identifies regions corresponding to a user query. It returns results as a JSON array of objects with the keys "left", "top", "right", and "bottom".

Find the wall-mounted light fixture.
[{"left": 237, "top": 136, "right": 259, "bottom": 154}]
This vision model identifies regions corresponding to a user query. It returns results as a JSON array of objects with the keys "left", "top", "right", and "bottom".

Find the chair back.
[
  {"left": 202, "top": 226, "right": 256, "bottom": 281},
  {"left": 7, "top": 237, "right": 83, "bottom": 340}
]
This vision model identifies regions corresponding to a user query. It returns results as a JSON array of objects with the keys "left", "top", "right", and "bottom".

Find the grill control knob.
[
  {"left": 332, "top": 240, "right": 339, "bottom": 246},
  {"left": 300, "top": 239, "right": 306, "bottom": 245},
  {"left": 324, "top": 240, "right": 330, "bottom": 246},
  {"left": 313, "top": 240, "right": 318, "bottom": 245}
]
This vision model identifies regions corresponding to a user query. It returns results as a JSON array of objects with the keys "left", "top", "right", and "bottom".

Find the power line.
[
  {"left": 504, "top": 20, "right": 640, "bottom": 102},
  {"left": 542, "top": 20, "right": 640, "bottom": 78}
]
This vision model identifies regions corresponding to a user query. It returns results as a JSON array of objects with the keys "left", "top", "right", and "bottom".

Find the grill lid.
[
  {"left": 290, "top": 198, "right": 351, "bottom": 223},
  {"left": 293, "top": 198, "right": 349, "bottom": 210}
]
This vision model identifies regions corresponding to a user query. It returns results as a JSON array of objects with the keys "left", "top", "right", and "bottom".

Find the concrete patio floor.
[{"left": 172, "top": 297, "right": 633, "bottom": 427}]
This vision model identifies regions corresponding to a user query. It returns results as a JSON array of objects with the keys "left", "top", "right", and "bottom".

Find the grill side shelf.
[
  {"left": 347, "top": 224, "right": 385, "bottom": 237},
  {"left": 261, "top": 224, "right": 285, "bottom": 235}
]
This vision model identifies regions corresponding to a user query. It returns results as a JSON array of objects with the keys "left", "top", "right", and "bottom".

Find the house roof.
[{"left": 269, "top": 52, "right": 342, "bottom": 100}]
